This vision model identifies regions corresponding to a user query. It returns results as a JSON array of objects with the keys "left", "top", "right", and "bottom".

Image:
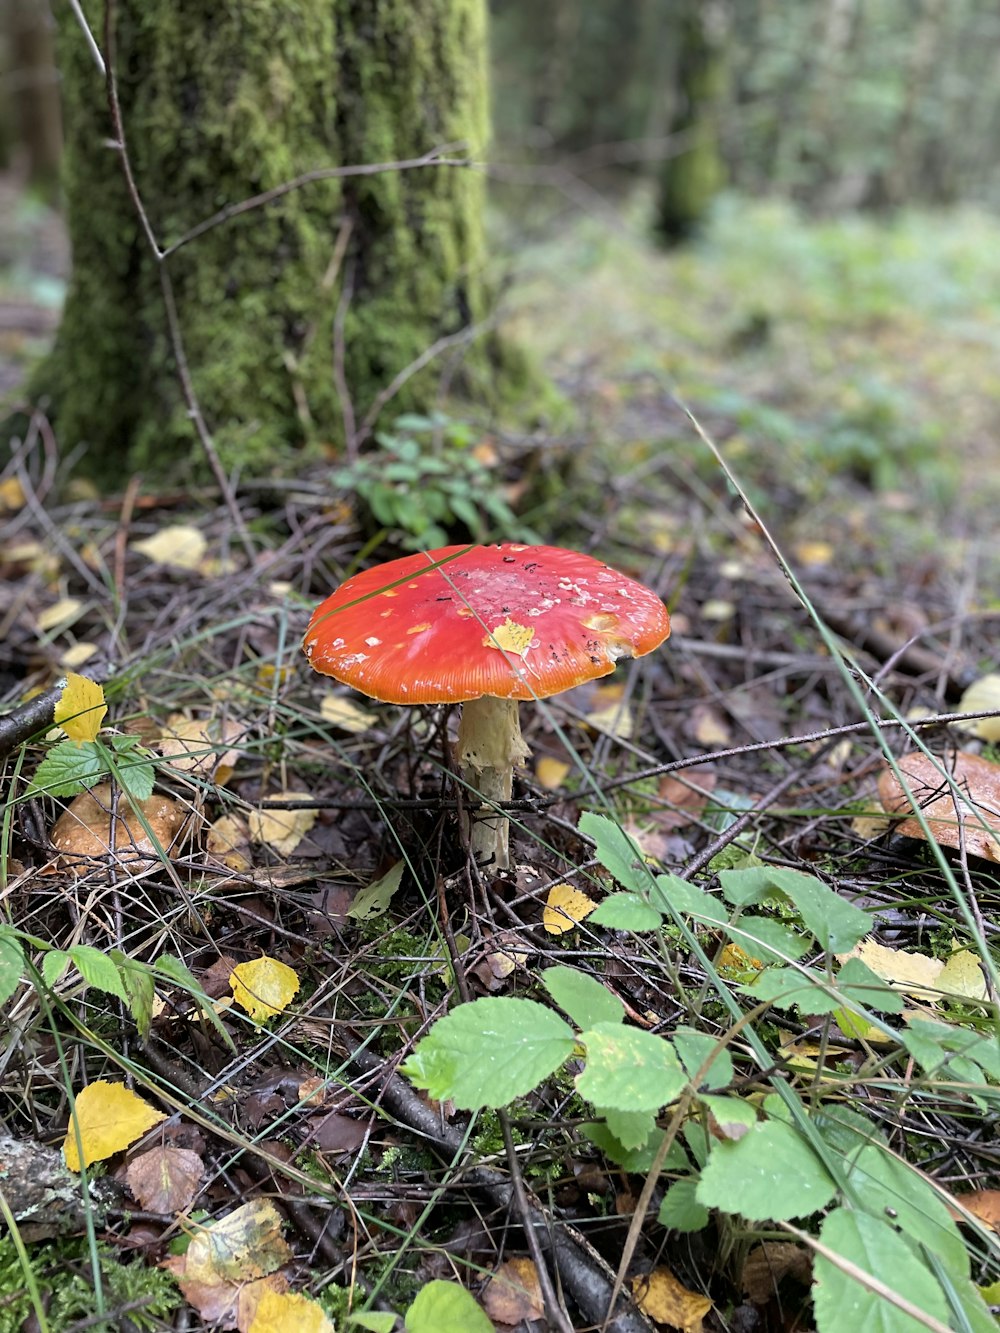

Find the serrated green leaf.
[
  {"left": 112, "top": 953, "right": 155, "bottom": 1041},
  {"left": 579, "top": 812, "right": 649, "bottom": 892},
  {"left": 813, "top": 1208, "right": 950, "bottom": 1333},
  {"left": 720, "top": 866, "right": 870, "bottom": 952},
  {"left": 155, "top": 954, "right": 235, "bottom": 1050},
  {"left": 106, "top": 738, "right": 156, "bottom": 802},
  {"left": 601, "top": 1106, "right": 657, "bottom": 1151},
  {"left": 347, "top": 861, "right": 405, "bottom": 921},
  {"left": 814, "top": 1104, "right": 888, "bottom": 1156},
  {"left": 697, "top": 1095, "right": 758, "bottom": 1136},
  {"left": 673, "top": 1027, "right": 733, "bottom": 1090},
  {"left": 747, "top": 965, "right": 843, "bottom": 1012},
  {"left": 68, "top": 945, "right": 128, "bottom": 1002},
  {"left": 401, "top": 998, "right": 575, "bottom": 1110},
  {"left": 651, "top": 875, "right": 727, "bottom": 925},
  {"left": 589, "top": 892, "right": 663, "bottom": 931},
  {"left": 579, "top": 1121, "right": 688, "bottom": 1173},
  {"left": 727, "top": 916, "right": 809, "bottom": 965},
  {"left": 836, "top": 957, "right": 904, "bottom": 1014},
  {"left": 28, "top": 740, "right": 105, "bottom": 797},
  {"left": 0, "top": 932, "right": 24, "bottom": 1007},
  {"left": 845, "top": 1145, "right": 967, "bottom": 1276},
  {"left": 542, "top": 966, "right": 624, "bottom": 1029},
  {"left": 42, "top": 949, "right": 70, "bottom": 987},
  {"left": 577, "top": 1023, "right": 686, "bottom": 1112},
  {"left": 658, "top": 1177, "right": 710, "bottom": 1233},
  {"left": 404, "top": 1279, "right": 493, "bottom": 1332},
  {"left": 696, "top": 1118, "right": 837, "bottom": 1220}
]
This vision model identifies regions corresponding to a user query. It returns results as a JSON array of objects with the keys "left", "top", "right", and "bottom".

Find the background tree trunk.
[
  {"left": 33, "top": 0, "right": 505, "bottom": 481},
  {"left": 1, "top": 0, "right": 63, "bottom": 196}
]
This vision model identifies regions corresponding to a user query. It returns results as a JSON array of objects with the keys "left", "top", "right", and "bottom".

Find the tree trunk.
[
  {"left": 653, "top": 1, "right": 727, "bottom": 246},
  {"left": 32, "top": 0, "right": 506, "bottom": 481},
  {"left": 1, "top": 0, "right": 63, "bottom": 197}
]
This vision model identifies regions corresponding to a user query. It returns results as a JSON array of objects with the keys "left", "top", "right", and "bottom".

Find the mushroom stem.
[{"left": 456, "top": 696, "right": 531, "bottom": 870}]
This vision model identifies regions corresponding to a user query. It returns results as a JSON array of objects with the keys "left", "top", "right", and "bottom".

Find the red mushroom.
[{"left": 303, "top": 544, "right": 670, "bottom": 868}]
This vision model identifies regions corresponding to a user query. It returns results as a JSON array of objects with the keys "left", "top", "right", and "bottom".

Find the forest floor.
[{"left": 2, "top": 180, "right": 1000, "bottom": 1333}]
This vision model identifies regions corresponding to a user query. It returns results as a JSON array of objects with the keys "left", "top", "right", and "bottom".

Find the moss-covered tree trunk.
[
  {"left": 34, "top": 0, "right": 498, "bottom": 480},
  {"left": 654, "top": 2, "right": 727, "bottom": 247}
]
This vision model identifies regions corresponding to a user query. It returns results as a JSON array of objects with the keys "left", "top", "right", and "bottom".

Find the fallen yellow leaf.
[
  {"left": 231, "top": 956, "right": 301, "bottom": 1022},
  {"left": 535, "top": 756, "right": 571, "bottom": 790},
  {"left": 319, "top": 695, "right": 375, "bottom": 733},
  {"left": 485, "top": 618, "right": 535, "bottom": 658},
  {"left": 543, "top": 883, "right": 597, "bottom": 936},
  {"left": 206, "top": 813, "right": 253, "bottom": 871},
  {"left": 631, "top": 1267, "right": 713, "bottom": 1332},
  {"left": 247, "top": 1287, "right": 335, "bottom": 1333},
  {"left": 956, "top": 674, "right": 1000, "bottom": 743},
  {"left": 248, "top": 792, "right": 317, "bottom": 856},
  {"left": 132, "top": 525, "right": 207, "bottom": 571},
  {"left": 54, "top": 673, "right": 107, "bottom": 743},
  {"left": 60, "top": 642, "right": 100, "bottom": 669},
  {"left": 844, "top": 939, "right": 943, "bottom": 1003},
  {"left": 63, "top": 1081, "right": 165, "bottom": 1172},
  {"left": 37, "top": 597, "right": 85, "bottom": 633}
]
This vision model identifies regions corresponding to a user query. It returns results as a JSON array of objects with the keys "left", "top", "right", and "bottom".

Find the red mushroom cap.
[{"left": 303, "top": 544, "right": 670, "bottom": 705}]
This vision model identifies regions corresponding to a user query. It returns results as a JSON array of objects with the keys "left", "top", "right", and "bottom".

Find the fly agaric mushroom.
[{"left": 303, "top": 544, "right": 670, "bottom": 868}]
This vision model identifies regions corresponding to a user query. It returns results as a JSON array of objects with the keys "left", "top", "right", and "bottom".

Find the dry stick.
[
  {"left": 161, "top": 146, "right": 473, "bottom": 259},
  {"left": 345, "top": 1045, "right": 655, "bottom": 1333}
]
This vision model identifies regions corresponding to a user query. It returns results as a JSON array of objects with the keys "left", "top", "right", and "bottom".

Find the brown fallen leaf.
[
  {"left": 127, "top": 1145, "right": 204, "bottom": 1214},
  {"left": 950, "top": 1189, "right": 1000, "bottom": 1232},
  {"left": 656, "top": 771, "right": 717, "bottom": 830},
  {"left": 631, "top": 1267, "right": 713, "bottom": 1332},
  {"left": 483, "top": 1256, "right": 545, "bottom": 1325},
  {"left": 877, "top": 751, "right": 1000, "bottom": 861}
]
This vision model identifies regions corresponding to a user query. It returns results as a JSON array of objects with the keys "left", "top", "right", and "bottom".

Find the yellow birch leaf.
[
  {"left": 231, "top": 957, "right": 300, "bottom": 1022},
  {"left": 53, "top": 674, "right": 107, "bottom": 743},
  {"left": 632, "top": 1267, "right": 713, "bottom": 1333},
  {"left": 206, "top": 813, "right": 253, "bottom": 871},
  {"left": 485, "top": 618, "right": 535, "bottom": 657},
  {"left": 132, "top": 525, "right": 207, "bottom": 571},
  {"left": 247, "top": 1288, "right": 335, "bottom": 1333},
  {"left": 586, "top": 685, "right": 634, "bottom": 739},
  {"left": 937, "top": 949, "right": 989, "bottom": 1001},
  {"left": 0, "top": 477, "right": 26, "bottom": 511},
  {"left": 543, "top": 883, "right": 597, "bottom": 936},
  {"left": 37, "top": 597, "right": 85, "bottom": 633},
  {"left": 319, "top": 695, "right": 374, "bottom": 733},
  {"left": 184, "top": 1200, "right": 290, "bottom": 1284},
  {"left": 844, "top": 939, "right": 943, "bottom": 1003},
  {"left": 247, "top": 793, "right": 316, "bottom": 856},
  {"left": 956, "top": 674, "right": 1000, "bottom": 742},
  {"left": 63, "top": 1081, "right": 166, "bottom": 1172}
]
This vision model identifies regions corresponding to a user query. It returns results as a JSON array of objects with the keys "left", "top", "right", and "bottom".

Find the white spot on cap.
[{"left": 365, "top": 636, "right": 381, "bottom": 647}]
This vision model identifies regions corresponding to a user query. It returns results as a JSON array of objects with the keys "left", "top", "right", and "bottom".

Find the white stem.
[{"left": 456, "top": 696, "right": 530, "bottom": 870}]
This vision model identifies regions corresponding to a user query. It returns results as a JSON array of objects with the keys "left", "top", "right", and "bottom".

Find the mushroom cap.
[{"left": 303, "top": 543, "right": 670, "bottom": 705}]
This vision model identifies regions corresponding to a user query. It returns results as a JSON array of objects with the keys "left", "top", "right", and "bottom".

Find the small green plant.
[
  {"left": 332, "top": 413, "right": 535, "bottom": 550},
  {"left": 401, "top": 814, "right": 999, "bottom": 1333}
]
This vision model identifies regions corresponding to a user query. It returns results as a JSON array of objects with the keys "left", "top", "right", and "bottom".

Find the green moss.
[
  {"left": 34, "top": 0, "right": 537, "bottom": 483},
  {"left": 0, "top": 1237, "right": 178, "bottom": 1333}
]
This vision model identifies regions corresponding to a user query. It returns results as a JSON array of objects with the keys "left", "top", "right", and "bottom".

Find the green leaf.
[
  {"left": 844, "top": 1145, "right": 967, "bottom": 1276},
  {"left": 726, "top": 916, "right": 808, "bottom": 965},
  {"left": 0, "top": 931, "right": 24, "bottom": 1007},
  {"left": 155, "top": 954, "right": 235, "bottom": 1050},
  {"left": 579, "top": 812, "right": 649, "bottom": 892},
  {"left": 68, "top": 945, "right": 128, "bottom": 1002},
  {"left": 720, "top": 867, "right": 870, "bottom": 952},
  {"left": 405, "top": 1280, "right": 493, "bottom": 1333},
  {"left": 27, "top": 740, "right": 105, "bottom": 797},
  {"left": 600, "top": 1107, "right": 657, "bottom": 1151},
  {"left": 658, "top": 1177, "right": 710, "bottom": 1233},
  {"left": 696, "top": 1118, "right": 838, "bottom": 1220},
  {"left": 106, "top": 737, "right": 156, "bottom": 802},
  {"left": 401, "top": 998, "right": 575, "bottom": 1110},
  {"left": 589, "top": 892, "right": 663, "bottom": 932},
  {"left": 652, "top": 875, "right": 727, "bottom": 925},
  {"left": 577, "top": 1023, "right": 686, "bottom": 1112},
  {"left": 836, "top": 957, "right": 904, "bottom": 1014},
  {"left": 579, "top": 1121, "right": 688, "bottom": 1174},
  {"left": 747, "top": 966, "right": 844, "bottom": 1012},
  {"left": 813, "top": 1208, "right": 950, "bottom": 1333},
  {"left": 696, "top": 1095, "right": 758, "bottom": 1137},
  {"left": 349, "top": 1315, "right": 398, "bottom": 1333},
  {"left": 347, "top": 861, "right": 405, "bottom": 921},
  {"left": 904, "top": 1018, "right": 1000, "bottom": 1081},
  {"left": 41, "top": 949, "right": 70, "bottom": 987},
  {"left": 112, "top": 953, "right": 155, "bottom": 1040},
  {"left": 542, "top": 966, "right": 625, "bottom": 1029},
  {"left": 673, "top": 1027, "right": 733, "bottom": 1091},
  {"left": 814, "top": 1104, "right": 888, "bottom": 1156}
]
